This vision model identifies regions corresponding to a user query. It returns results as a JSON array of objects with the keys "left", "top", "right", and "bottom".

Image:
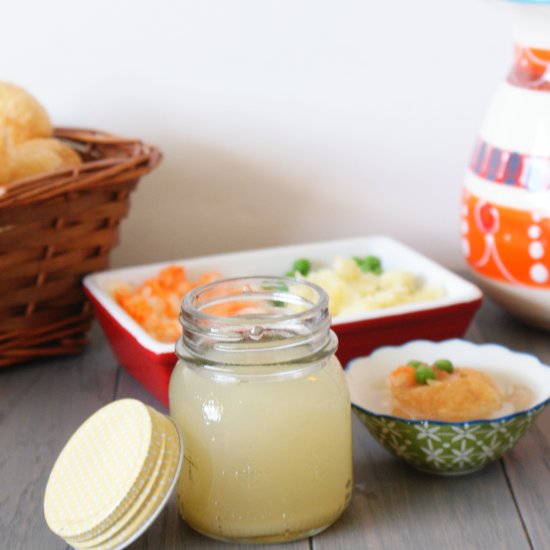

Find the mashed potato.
[{"left": 297, "top": 257, "right": 445, "bottom": 317}]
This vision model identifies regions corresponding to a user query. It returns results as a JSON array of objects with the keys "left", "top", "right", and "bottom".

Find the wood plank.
[
  {"left": 467, "top": 296, "right": 550, "bottom": 550},
  {"left": 0, "top": 322, "right": 119, "bottom": 549},
  {"left": 2, "top": 293, "right": 546, "bottom": 550},
  {"left": 504, "top": 407, "right": 550, "bottom": 550},
  {"left": 117, "top": 368, "right": 309, "bottom": 550},
  {"left": 311, "top": 414, "right": 530, "bottom": 550},
  {"left": 312, "top": 297, "right": 536, "bottom": 550},
  {"left": 466, "top": 295, "right": 550, "bottom": 358}
]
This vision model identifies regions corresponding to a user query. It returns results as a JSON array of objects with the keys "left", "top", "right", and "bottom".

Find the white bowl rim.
[{"left": 345, "top": 338, "right": 550, "bottom": 426}]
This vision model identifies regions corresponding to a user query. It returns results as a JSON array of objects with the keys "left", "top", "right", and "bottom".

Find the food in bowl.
[
  {"left": 109, "top": 253, "right": 448, "bottom": 345},
  {"left": 286, "top": 256, "right": 445, "bottom": 317},
  {"left": 345, "top": 339, "right": 550, "bottom": 475},
  {"left": 387, "top": 359, "right": 534, "bottom": 422}
]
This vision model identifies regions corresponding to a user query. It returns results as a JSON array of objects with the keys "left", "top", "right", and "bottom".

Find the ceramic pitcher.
[{"left": 461, "top": 0, "right": 550, "bottom": 328}]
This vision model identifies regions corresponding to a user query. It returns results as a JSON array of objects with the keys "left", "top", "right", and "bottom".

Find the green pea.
[
  {"left": 353, "top": 255, "right": 382, "bottom": 274},
  {"left": 292, "top": 258, "right": 311, "bottom": 276},
  {"left": 433, "top": 359, "right": 454, "bottom": 373},
  {"left": 415, "top": 365, "right": 437, "bottom": 384},
  {"left": 407, "top": 360, "right": 426, "bottom": 369},
  {"left": 264, "top": 281, "right": 288, "bottom": 307},
  {"left": 285, "top": 270, "right": 297, "bottom": 278}
]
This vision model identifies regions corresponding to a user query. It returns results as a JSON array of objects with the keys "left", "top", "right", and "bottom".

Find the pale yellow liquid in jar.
[{"left": 169, "top": 356, "right": 352, "bottom": 543}]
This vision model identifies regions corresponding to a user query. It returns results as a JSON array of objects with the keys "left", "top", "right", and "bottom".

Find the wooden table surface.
[{"left": 1, "top": 296, "right": 549, "bottom": 550}]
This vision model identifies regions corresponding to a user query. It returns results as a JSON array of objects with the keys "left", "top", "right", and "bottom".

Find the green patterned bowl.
[{"left": 345, "top": 339, "right": 550, "bottom": 475}]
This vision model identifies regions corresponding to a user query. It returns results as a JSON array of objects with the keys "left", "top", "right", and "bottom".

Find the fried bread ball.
[
  {"left": 10, "top": 138, "right": 81, "bottom": 182},
  {"left": 0, "top": 128, "right": 12, "bottom": 186},
  {"left": 0, "top": 82, "right": 52, "bottom": 145},
  {"left": 390, "top": 368, "right": 503, "bottom": 422}
]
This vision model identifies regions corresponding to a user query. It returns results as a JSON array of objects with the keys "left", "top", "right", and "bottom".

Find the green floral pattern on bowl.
[{"left": 353, "top": 404, "right": 545, "bottom": 475}]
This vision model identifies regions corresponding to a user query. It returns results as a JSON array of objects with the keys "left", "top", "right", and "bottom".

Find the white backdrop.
[{"left": 2, "top": 0, "right": 511, "bottom": 269}]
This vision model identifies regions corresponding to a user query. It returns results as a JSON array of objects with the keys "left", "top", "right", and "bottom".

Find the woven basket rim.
[{"left": 0, "top": 127, "right": 162, "bottom": 207}]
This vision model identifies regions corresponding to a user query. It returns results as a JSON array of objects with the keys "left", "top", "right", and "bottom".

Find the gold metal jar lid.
[{"left": 44, "top": 399, "right": 183, "bottom": 550}]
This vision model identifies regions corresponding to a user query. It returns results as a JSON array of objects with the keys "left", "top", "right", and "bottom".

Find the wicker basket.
[{"left": 0, "top": 128, "right": 161, "bottom": 367}]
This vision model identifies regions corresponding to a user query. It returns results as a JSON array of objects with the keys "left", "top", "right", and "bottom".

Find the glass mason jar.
[
  {"left": 169, "top": 276, "right": 353, "bottom": 544},
  {"left": 461, "top": 0, "right": 550, "bottom": 328}
]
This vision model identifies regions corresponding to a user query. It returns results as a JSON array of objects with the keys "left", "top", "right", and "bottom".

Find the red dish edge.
[
  {"left": 86, "top": 288, "right": 482, "bottom": 408},
  {"left": 333, "top": 297, "right": 483, "bottom": 367},
  {"left": 84, "top": 288, "right": 176, "bottom": 407}
]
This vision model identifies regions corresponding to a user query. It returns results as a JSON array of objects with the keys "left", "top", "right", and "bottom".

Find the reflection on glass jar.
[{"left": 169, "top": 276, "right": 353, "bottom": 543}]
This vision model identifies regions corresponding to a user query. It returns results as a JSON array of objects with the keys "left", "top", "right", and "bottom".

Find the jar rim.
[
  {"left": 181, "top": 275, "right": 329, "bottom": 325},
  {"left": 177, "top": 276, "right": 334, "bottom": 366}
]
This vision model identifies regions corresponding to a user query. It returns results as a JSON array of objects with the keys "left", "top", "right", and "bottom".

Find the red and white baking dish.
[{"left": 83, "top": 235, "right": 483, "bottom": 406}]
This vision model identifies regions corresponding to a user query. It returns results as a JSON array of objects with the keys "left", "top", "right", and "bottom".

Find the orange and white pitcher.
[{"left": 462, "top": 0, "right": 550, "bottom": 328}]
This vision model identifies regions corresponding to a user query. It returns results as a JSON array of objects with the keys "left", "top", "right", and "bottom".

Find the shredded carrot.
[
  {"left": 388, "top": 365, "right": 417, "bottom": 388},
  {"left": 434, "top": 368, "right": 451, "bottom": 382},
  {"left": 112, "top": 265, "right": 222, "bottom": 342},
  {"left": 203, "top": 300, "right": 252, "bottom": 317}
]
